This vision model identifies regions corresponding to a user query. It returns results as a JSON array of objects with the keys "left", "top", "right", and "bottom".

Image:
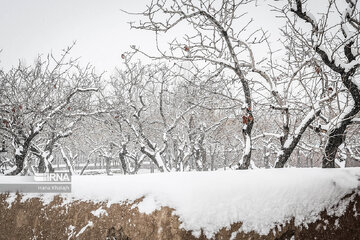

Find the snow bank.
[{"left": 12, "top": 168, "right": 360, "bottom": 238}]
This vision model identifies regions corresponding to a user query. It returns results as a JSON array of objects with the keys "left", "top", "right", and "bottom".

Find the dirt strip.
[{"left": 0, "top": 193, "right": 359, "bottom": 240}]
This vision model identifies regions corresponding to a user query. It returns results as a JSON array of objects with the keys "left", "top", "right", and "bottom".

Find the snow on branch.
[
  {"left": 352, "top": 118, "right": 360, "bottom": 123},
  {"left": 290, "top": 0, "right": 319, "bottom": 33},
  {"left": 47, "top": 87, "right": 98, "bottom": 119}
]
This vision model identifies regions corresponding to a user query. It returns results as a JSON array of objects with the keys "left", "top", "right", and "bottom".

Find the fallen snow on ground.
[
  {"left": 6, "top": 168, "right": 360, "bottom": 238},
  {"left": 91, "top": 206, "right": 108, "bottom": 218},
  {"left": 135, "top": 195, "right": 161, "bottom": 214},
  {"left": 5, "top": 192, "right": 17, "bottom": 208},
  {"left": 75, "top": 221, "right": 93, "bottom": 237}
]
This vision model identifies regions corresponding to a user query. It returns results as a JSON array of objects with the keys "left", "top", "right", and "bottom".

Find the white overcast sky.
[
  {"left": 0, "top": 0, "right": 327, "bottom": 74},
  {"left": 0, "top": 0, "right": 156, "bottom": 73}
]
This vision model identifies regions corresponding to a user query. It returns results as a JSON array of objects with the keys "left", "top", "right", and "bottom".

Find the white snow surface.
[
  {"left": 135, "top": 195, "right": 162, "bottom": 214},
  {"left": 75, "top": 221, "right": 93, "bottom": 237},
  {"left": 91, "top": 207, "right": 108, "bottom": 218},
  {"left": 354, "top": 76, "right": 360, "bottom": 89},
  {"left": 9, "top": 168, "right": 360, "bottom": 238},
  {"left": 5, "top": 192, "right": 17, "bottom": 208},
  {"left": 3, "top": 166, "right": 17, "bottom": 175}
]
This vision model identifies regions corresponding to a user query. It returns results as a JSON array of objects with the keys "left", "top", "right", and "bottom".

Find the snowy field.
[{"left": 7, "top": 167, "right": 360, "bottom": 238}]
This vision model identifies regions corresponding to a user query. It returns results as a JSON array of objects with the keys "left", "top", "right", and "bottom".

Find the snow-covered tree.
[
  {"left": 283, "top": 0, "right": 360, "bottom": 167},
  {"left": 127, "top": 0, "right": 267, "bottom": 169},
  {"left": 0, "top": 47, "right": 101, "bottom": 175}
]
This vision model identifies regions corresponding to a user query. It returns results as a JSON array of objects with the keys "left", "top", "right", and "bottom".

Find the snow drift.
[{"left": 4, "top": 168, "right": 360, "bottom": 239}]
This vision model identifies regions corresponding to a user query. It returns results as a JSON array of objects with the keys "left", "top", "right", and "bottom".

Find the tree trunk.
[
  {"left": 119, "top": 153, "right": 127, "bottom": 175},
  {"left": 322, "top": 113, "right": 358, "bottom": 168},
  {"left": 322, "top": 74, "right": 360, "bottom": 168},
  {"left": 7, "top": 137, "right": 34, "bottom": 175},
  {"left": 140, "top": 147, "right": 167, "bottom": 172},
  {"left": 105, "top": 157, "right": 112, "bottom": 175},
  {"left": 38, "top": 157, "right": 46, "bottom": 173},
  {"left": 8, "top": 154, "right": 26, "bottom": 175},
  {"left": 263, "top": 146, "right": 270, "bottom": 169},
  {"left": 296, "top": 149, "right": 301, "bottom": 167},
  {"left": 237, "top": 102, "right": 254, "bottom": 169}
]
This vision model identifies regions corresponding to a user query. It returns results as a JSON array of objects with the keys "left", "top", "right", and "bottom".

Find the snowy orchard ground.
[{"left": 7, "top": 168, "right": 360, "bottom": 238}]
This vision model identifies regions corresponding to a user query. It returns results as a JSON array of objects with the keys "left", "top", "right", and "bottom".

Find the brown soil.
[{"left": 0, "top": 193, "right": 359, "bottom": 240}]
